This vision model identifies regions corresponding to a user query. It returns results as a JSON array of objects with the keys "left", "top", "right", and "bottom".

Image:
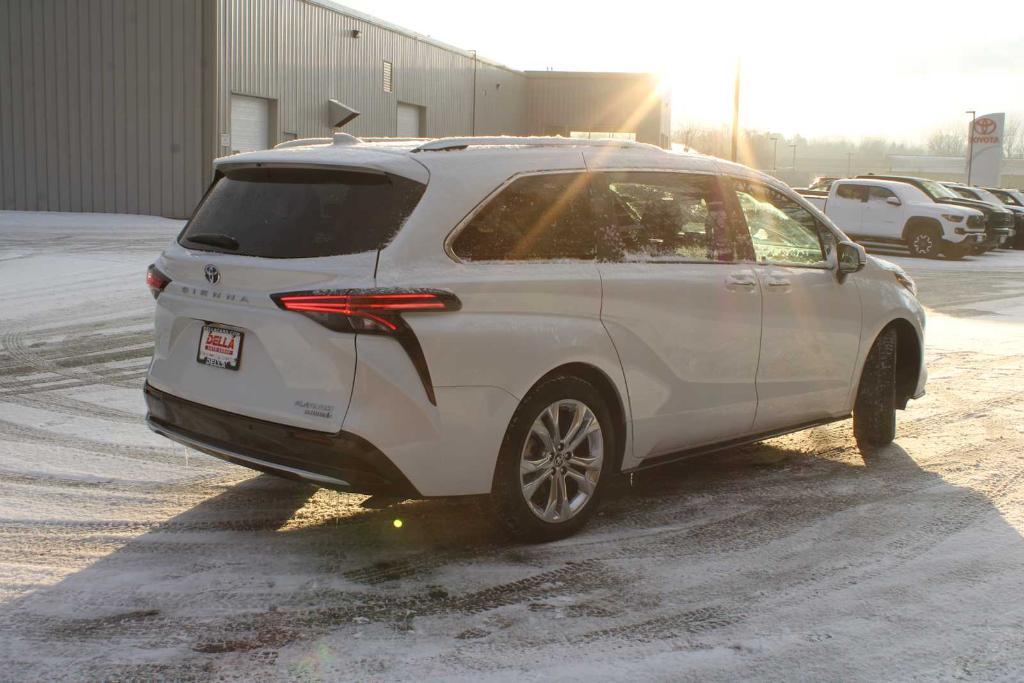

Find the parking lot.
[{"left": 2, "top": 212, "right": 1024, "bottom": 681}]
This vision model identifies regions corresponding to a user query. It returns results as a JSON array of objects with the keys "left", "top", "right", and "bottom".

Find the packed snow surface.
[{"left": 1, "top": 212, "right": 1024, "bottom": 680}]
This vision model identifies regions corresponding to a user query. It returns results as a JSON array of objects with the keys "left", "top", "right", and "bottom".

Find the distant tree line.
[
  {"left": 925, "top": 120, "right": 1024, "bottom": 158},
  {"left": 674, "top": 120, "right": 1024, "bottom": 171}
]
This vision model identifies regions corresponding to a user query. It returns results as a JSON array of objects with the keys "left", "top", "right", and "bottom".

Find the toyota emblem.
[
  {"left": 974, "top": 117, "right": 997, "bottom": 135},
  {"left": 204, "top": 264, "right": 220, "bottom": 285}
]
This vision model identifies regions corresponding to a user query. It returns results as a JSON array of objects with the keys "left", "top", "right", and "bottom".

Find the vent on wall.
[{"left": 383, "top": 60, "right": 393, "bottom": 93}]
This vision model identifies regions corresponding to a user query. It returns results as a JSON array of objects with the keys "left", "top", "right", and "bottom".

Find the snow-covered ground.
[{"left": 2, "top": 211, "right": 1024, "bottom": 681}]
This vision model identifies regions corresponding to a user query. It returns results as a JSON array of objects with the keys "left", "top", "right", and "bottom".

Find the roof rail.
[
  {"left": 274, "top": 137, "right": 331, "bottom": 149},
  {"left": 360, "top": 137, "right": 432, "bottom": 143},
  {"left": 411, "top": 136, "right": 661, "bottom": 153},
  {"left": 273, "top": 132, "right": 360, "bottom": 150}
]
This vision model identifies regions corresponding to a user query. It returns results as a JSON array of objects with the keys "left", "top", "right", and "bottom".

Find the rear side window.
[
  {"left": 837, "top": 184, "right": 868, "bottom": 201},
  {"left": 451, "top": 173, "right": 596, "bottom": 261},
  {"left": 180, "top": 167, "right": 426, "bottom": 258},
  {"left": 591, "top": 171, "right": 737, "bottom": 263}
]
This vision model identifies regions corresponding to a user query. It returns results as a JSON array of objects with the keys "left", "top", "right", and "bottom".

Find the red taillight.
[
  {"left": 271, "top": 288, "right": 461, "bottom": 406},
  {"left": 146, "top": 265, "right": 170, "bottom": 299},
  {"left": 272, "top": 290, "right": 460, "bottom": 334}
]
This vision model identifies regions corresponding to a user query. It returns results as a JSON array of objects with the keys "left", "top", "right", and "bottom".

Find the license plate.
[{"left": 197, "top": 325, "right": 243, "bottom": 371}]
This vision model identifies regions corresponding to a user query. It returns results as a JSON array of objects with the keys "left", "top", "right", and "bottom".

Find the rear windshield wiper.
[{"left": 186, "top": 232, "right": 240, "bottom": 251}]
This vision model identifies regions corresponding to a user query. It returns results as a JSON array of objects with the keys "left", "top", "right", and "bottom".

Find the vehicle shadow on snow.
[{"left": 3, "top": 431, "right": 1023, "bottom": 677}]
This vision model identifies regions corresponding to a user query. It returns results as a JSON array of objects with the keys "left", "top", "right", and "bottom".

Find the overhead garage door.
[
  {"left": 397, "top": 102, "right": 424, "bottom": 137},
  {"left": 230, "top": 95, "right": 272, "bottom": 154}
]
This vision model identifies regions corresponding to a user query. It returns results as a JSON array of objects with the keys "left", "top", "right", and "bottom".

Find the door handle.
[
  {"left": 725, "top": 273, "right": 756, "bottom": 289},
  {"left": 766, "top": 275, "right": 791, "bottom": 288}
]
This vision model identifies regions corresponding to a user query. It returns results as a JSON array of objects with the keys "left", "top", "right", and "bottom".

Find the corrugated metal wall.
[
  {"left": 215, "top": 0, "right": 527, "bottom": 156},
  {"left": 0, "top": 0, "right": 210, "bottom": 217},
  {"left": 0, "top": 0, "right": 666, "bottom": 218}
]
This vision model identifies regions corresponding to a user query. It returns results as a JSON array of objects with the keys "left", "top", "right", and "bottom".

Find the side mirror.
[
  {"left": 837, "top": 240, "right": 866, "bottom": 276},
  {"left": 886, "top": 196, "right": 902, "bottom": 207}
]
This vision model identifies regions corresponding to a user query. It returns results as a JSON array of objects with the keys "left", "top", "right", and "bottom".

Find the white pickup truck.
[{"left": 803, "top": 178, "right": 986, "bottom": 259}]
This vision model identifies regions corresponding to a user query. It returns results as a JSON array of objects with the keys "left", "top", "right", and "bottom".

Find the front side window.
[
  {"left": 591, "top": 172, "right": 737, "bottom": 263},
  {"left": 733, "top": 180, "right": 827, "bottom": 267},
  {"left": 451, "top": 173, "right": 596, "bottom": 261},
  {"left": 868, "top": 186, "right": 897, "bottom": 202}
]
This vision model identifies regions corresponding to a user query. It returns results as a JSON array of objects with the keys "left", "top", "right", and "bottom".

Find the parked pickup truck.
[
  {"left": 985, "top": 187, "right": 1024, "bottom": 249},
  {"left": 943, "top": 183, "right": 1021, "bottom": 249},
  {"left": 794, "top": 176, "right": 839, "bottom": 197},
  {"left": 803, "top": 178, "right": 986, "bottom": 258},
  {"left": 857, "top": 174, "right": 1012, "bottom": 252}
]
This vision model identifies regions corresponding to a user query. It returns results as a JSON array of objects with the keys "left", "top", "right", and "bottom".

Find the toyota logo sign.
[
  {"left": 974, "top": 117, "right": 997, "bottom": 135},
  {"left": 204, "top": 264, "right": 221, "bottom": 285}
]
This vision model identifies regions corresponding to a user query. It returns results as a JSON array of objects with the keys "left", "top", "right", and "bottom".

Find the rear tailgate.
[
  {"left": 148, "top": 247, "right": 375, "bottom": 432},
  {"left": 146, "top": 160, "right": 427, "bottom": 433}
]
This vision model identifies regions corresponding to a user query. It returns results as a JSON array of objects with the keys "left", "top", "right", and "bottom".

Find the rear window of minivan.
[{"left": 179, "top": 167, "right": 426, "bottom": 258}]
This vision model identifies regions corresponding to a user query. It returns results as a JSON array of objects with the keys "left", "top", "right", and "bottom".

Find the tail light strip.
[
  {"left": 271, "top": 289, "right": 461, "bottom": 405},
  {"left": 146, "top": 264, "right": 171, "bottom": 299}
]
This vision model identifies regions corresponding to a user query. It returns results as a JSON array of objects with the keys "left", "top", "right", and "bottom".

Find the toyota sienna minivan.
[{"left": 145, "top": 135, "right": 926, "bottom": 541}]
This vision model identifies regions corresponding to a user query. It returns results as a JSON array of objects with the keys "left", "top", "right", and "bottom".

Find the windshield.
[
  {"left": 989, "top": 189, "right": 1023, "bottom": 206},
  {"left": 918, "top": 179, "right": 962, "bottom": 200},
  {"left": 179, "top": 167, "right": 426, "bottom": 259},
  {"left": 972, "top": 187, "right": 1008, "bottom": 205}
]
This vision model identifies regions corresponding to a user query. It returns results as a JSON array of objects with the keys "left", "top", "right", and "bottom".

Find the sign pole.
[{"left": 966, "top": 110, "right": 976, "bottom": 185}]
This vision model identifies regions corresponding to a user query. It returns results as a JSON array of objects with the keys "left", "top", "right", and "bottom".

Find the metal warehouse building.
[{"left": 0, "top": 0, "right": 671, "bottom": 218}]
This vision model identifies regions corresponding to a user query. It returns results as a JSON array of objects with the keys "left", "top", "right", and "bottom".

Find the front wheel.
[
  {"left": 491, "top": 375, "right": 614, "bottom": 542},
  {"left": 853, "top": 328, "right": 897, "bottom": 450},
  {"left": 906, "top": 226, "right": 940, "bottom": 258}
]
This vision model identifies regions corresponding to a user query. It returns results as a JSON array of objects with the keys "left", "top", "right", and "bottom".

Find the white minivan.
[{"left": 145, "top": 136, "right": 927, "bottom": 541}]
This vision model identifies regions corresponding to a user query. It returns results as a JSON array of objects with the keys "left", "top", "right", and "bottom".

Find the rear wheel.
[
  {"left": 853, "top": 328, "right": 898, "bottom": 450},
  {"left": 491, "top": 375, "right": 613, "bottom": 542},
  {"left": 906, "top": 225, "right": 940, "bottom": 258}
]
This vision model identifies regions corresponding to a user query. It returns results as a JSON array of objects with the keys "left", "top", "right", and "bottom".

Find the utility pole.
[
  {"left": 730, "top": 58, "right": 740, "bottom": 162},
  {"left": 966, "top": 109, "right": 976, "bottom": 185},
  {"left": 789, "top": 143, "right": 797, "bottom": 169},
  {"left": 770, "top": 136, "right": 779, "bottom": 171}
]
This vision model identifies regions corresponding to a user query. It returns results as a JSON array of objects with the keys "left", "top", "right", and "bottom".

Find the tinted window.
[
  {"left": 451, "top": 173, "right": 595, "bottom": 261},
  {"left": 868, "top": 186, "right": 896, "bottom": 201},
  {"left": 180, "top": 168, "right": 425, "bottom": 259},
  {"left": 950, "top": 186, "right": 977, "bottom": 199},
  {"left": 837, "top": 184, "right": 868, "bottom": 201},
  {"left": 591, "top": 172, "right": 734, "bottom": 263},
  {"left": 733, "top": 180, "right": 827, "bottom": 266},
  {"left": 990, "top": 189, "right": 1023, "bottom": 206}
]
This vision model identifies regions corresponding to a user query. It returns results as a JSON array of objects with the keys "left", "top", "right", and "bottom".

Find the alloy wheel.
[
  {"left": 519, "top": 399, "right": 604, "bottom": 523},
  {"left": 912, "top": 233, "right": 933, "bottom": 255}
]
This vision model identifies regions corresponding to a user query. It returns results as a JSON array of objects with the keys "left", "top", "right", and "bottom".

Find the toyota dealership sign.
[{"left": 966, "top": 112, "right": 1005, "bottom": 186}]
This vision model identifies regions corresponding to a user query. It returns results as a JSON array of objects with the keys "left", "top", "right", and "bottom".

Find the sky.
[{"left": 338, "top": 0, "right": 1024, "bottom": 143}]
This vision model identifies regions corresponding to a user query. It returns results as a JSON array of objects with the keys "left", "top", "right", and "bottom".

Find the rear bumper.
[{"left": 145, "top": 383, "right": 419, "bottom": 497}]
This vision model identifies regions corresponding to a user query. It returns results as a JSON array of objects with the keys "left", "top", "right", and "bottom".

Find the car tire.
[
  {"left": 491, "top": 375, "right": 615, "bottom": 542},
  {"left": 853, "top": 328, "right": 898, "bottom": 450},
  {"left": 906, "top": 225, "right": 940, "bottom": 258}
]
